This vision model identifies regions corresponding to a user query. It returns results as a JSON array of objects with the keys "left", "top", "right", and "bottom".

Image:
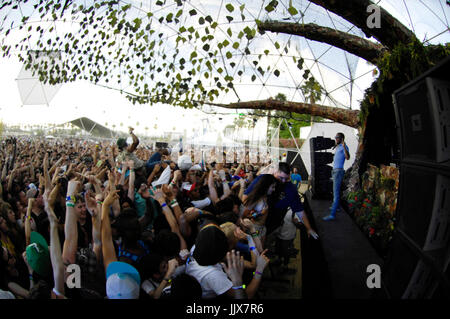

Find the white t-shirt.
[
  {"left": 277, "top": 209, "right": 299, "bottom": 241},
  {"left": 191, "top": 197, "right": 212, "bottom": 209},
  {"left": 185, "top": 246, "right": 232, "bottom": 299},
  {"left": 141, "top": 278, "right": 171, "bottom": 295}
]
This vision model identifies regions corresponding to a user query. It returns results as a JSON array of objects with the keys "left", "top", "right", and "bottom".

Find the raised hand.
[
  {"left": 84, "top": 190, "right": 99, "bottom": 218},
  {"left": 103, "top": 189, "right": 120, "bottom": 207},
  {"left": 151, "top": 188, "right": 166, "bottom": 204},
  {"left": 47, "top": 184, "right": 59, "bottom": 211},
  {"left": 87, "top": 174, "right": 100, "bottom": 186},
  {"left": 161, "top": 184, "right": 174, "bottom": 200},
  {"left": 240, "top": 218, "right": 256, "bottom": 233},
  {"left": 165, "top": 258, "right": 179, "bottom": 278},
  {"left": 255, "top": 249, "right": 270, "bottom": 273},
  {"left": 66, "top": 179, "right": 79, "bottom": 197},
  {"left": 221, "top": 250, "right": 244, "bottom": 286},
  {"left": 107, "top": 170, "right": 116, "bottom": 191}
]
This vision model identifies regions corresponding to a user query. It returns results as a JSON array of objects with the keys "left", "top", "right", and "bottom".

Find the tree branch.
[
  {"left": 258, "top": 21, "right": 386, "bottom": 65},
  {"left": 202, "top": 99, "right": 360, "bottom": 128},
  {"left": 309, "top": 0, "right": 416, "bottom": 49}
]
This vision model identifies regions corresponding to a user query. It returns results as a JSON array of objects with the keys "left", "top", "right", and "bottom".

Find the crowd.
[{"left": 0, "top": 127, "right": 317, "bottom": 299}]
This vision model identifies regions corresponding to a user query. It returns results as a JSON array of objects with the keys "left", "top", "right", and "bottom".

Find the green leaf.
[
  {"left": 199, "top": 17, "right": 205, "bottom": 25},
  {"left": 121, "top": 4, "right": 131, "bottom": 11},
  {"left": 189, "top": 9, "right": 197, "bottom": 16},
  {"left": 274, "top": 69, "right": 280, "bottom": 77},
  {"left": 226, "top": 51, "right": 232, "bottom": 59},
  {"left": 227, "top": 28, "right": 232, "bottom": 37},
  {"left": 265, "top": 1, "right": 278, "bottom": 12},
  {"left": 225, "top": 3, "right": 234, "bottom": 12},
  {"left": 251, "top": 74, "right": 256, "bottom": 82},
  {"left": 226, "top": 16, "right": 233, "bottom": 23},
  {"left": 288, "top": 6, "right": 298, "bottom": 16},
  {"left": 303, "top": 70, "right": 310, "bottom": 79},
  {"left": 202, "top": 43, "right": 210, "bottom": 51},
  {"left": 265, "top": 4, "right": 274, "bottom": 12},
  {"left": 232, "top": 42, "right": 239, "bottom": 49}
]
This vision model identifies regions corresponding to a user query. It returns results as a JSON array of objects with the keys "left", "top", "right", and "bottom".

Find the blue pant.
[{"left": 330, "top": 168, "right": 345, "bottom": 217}]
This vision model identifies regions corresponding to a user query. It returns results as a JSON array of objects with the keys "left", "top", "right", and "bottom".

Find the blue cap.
[{"left": 106, "top": 261, "right": 141, "bottom": 286}]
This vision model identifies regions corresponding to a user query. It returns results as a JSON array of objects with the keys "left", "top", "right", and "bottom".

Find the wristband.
[
  {"left": 160, "top": 202, "right": 167, "bottom": 208},
  {"left": 170, "top": 199, "right": 177, "bottom": 205},
  {"left": 232, "top": 285, "right": 246, "bottom": 290},
  {"left": 253, "top": 271, "right": 263, "bottom": 276},
  {"left": 66, "top": 202, "right": 75, "bottom": 208},
  {"left": 163, "top": 277, "right": 171, "bottom": 283},
  {"left": 249, "top": 246, "right": 256, "bottom": 251},
  {"left": 251, "top": 231, "right": 259, "bottom": 238},
  {"left": 198, "top": 210, "right": 203, "bottom": 216},
  {"left": 66, "top": 195, "right": 76, "bottom": 203},
  {"left": 96, "top": 201, "right": 103, "bottom": 205},
  {"left": 171, "top": 202, "right": 179, "bottom": 208}
]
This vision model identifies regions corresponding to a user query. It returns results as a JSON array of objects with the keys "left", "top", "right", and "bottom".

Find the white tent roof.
[
  {"left": 299, "top": 122, "right": 359, "bottom": 176},
  {"left": 187, "top": 131, "right": 244, "bottom": 148},
  {"left": 15, "top": 51, "right": 62, "bottom": 105}
]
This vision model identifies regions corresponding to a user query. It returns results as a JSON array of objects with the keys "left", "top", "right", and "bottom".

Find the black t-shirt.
[
  {"left": 77, "top": 217, "right": 93, "bottom": 249},
  {"left": 31, "top": 210, "right": 50, "bottom": 243}
]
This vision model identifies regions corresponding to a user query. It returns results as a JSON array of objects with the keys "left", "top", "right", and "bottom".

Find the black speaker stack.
[
  {"left": 309, "top": 136, "right": 335, "bottom": 200},
  {"left": 383, "top": 56, "right": 450, "bottom": 298}
]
